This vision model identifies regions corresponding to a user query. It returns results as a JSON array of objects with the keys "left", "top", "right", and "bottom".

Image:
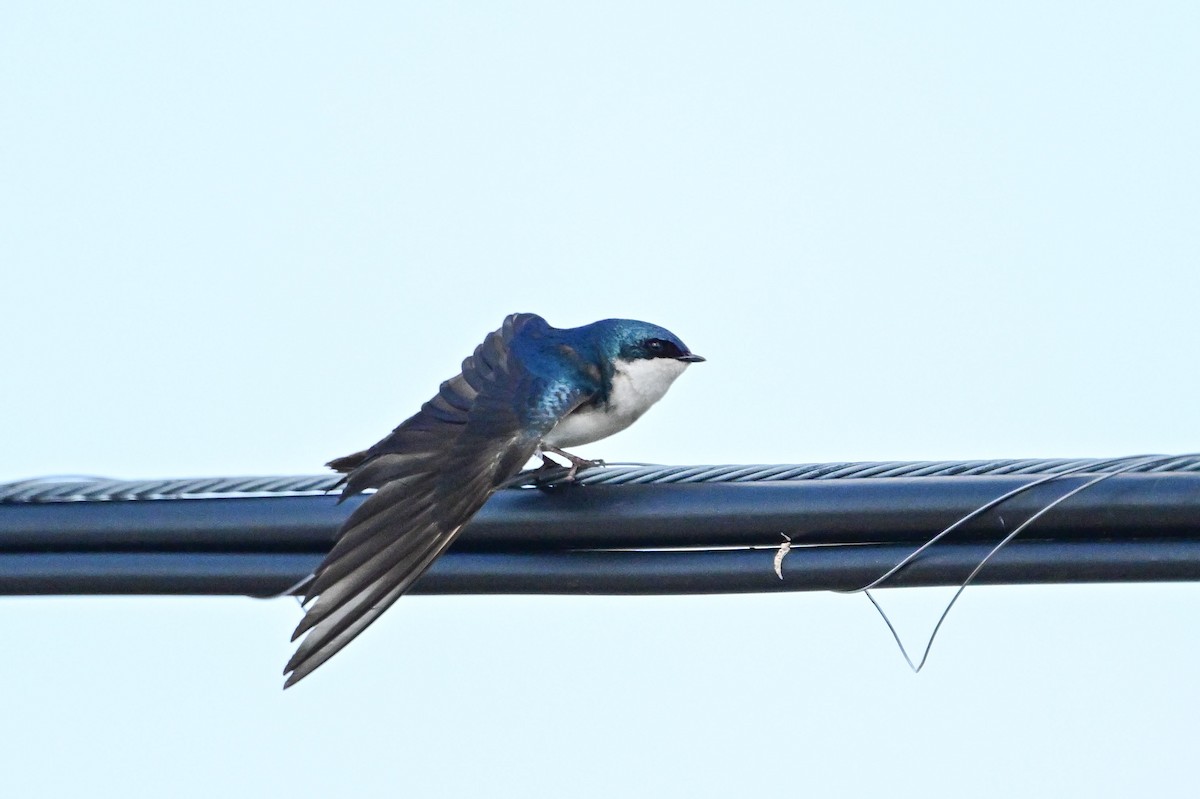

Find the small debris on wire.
[{"left": 773, "top": 533, "right": 792, "bottom": 580}]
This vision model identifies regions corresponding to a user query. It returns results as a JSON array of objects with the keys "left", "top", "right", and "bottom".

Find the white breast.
[{"left": 542, "top": 358, "right": 690, "bottom": 448}]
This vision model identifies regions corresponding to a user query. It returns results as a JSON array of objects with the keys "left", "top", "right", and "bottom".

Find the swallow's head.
[
  {"left": 590, "top": 318, "right": 704, "bottom": 366},
  {"left": 572, "top": 318, "right": 704, "bottom": 421}
]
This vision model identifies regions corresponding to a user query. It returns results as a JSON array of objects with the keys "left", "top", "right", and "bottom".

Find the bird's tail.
[{"left": 326, "top": 450, "right": 369, "bottom": 474}]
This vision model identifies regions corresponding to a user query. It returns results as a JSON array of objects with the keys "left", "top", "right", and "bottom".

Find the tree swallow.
[{"left": 285, "top": 312, "right": 703, "bottom": 687}]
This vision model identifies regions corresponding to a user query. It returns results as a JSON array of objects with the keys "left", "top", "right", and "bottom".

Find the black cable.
[{"left": 2, "top": 457, "right": 1199, "bottom": 597}]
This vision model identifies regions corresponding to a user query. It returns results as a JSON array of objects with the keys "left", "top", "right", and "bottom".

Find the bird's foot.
[{"left": 538, "top": 446, "right": 605, "bottom": 482}]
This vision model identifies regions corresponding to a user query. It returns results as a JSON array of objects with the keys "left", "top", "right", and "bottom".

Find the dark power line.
[{"left": 2, "top": 456, "right": 1200, "bottom": 597}]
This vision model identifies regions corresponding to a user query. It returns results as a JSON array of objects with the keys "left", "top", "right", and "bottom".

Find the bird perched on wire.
[{"left": 284, "top": 312, "right": 703, "bottom": 687}]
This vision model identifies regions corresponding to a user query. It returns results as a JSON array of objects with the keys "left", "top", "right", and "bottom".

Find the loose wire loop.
[{"left": 844, "top": 454, "right": 1195, "bottom": 672}]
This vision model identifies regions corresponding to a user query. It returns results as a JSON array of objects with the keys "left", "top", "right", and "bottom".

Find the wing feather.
[{"left": 284, "top": 313, "right": 594, "bottom": 687}]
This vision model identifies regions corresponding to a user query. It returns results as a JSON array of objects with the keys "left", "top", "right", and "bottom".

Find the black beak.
[{"left": 677, "top": 353, "right": 706, "bottom": 363}]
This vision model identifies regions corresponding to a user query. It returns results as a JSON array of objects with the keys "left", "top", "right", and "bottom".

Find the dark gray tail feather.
[
  {"left": 325, "top": 450, "right": 369, "bottom": 498},
  {"left": 327, "top": 450, "right": 369, "bottom": 474}
]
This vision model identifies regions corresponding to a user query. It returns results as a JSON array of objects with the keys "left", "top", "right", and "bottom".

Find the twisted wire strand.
[{"left": 4, "top": 454, "right": 1199, "bottom": 503}]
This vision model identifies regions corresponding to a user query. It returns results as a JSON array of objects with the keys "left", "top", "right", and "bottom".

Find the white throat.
[
  {"left": 542, "top": 357, "right": 690, "bottom": 448},
  {"left": 606, "top": 357, "right": 689, "bottom": 417}
]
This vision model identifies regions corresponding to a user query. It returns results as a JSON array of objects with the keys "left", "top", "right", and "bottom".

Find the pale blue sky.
[{"left": 2, "top": 3, "right": 1199, "bottom": 797}]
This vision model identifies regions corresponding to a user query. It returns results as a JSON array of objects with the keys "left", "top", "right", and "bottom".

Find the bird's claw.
[
  {"left": 566, "top": 457, "right": 606, "bottom": 480},
  {"left": 535, "top": 447, "right": 606, "bottom": 484}
]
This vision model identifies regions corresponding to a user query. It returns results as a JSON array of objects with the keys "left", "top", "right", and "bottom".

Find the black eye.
[{"left": 643, "top": 338, "right": 681, "bottom": 358}]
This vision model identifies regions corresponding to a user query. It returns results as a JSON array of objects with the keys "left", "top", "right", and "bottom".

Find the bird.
[{"left": 284, "top": 312, "right": 703, "bottom": 687}]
